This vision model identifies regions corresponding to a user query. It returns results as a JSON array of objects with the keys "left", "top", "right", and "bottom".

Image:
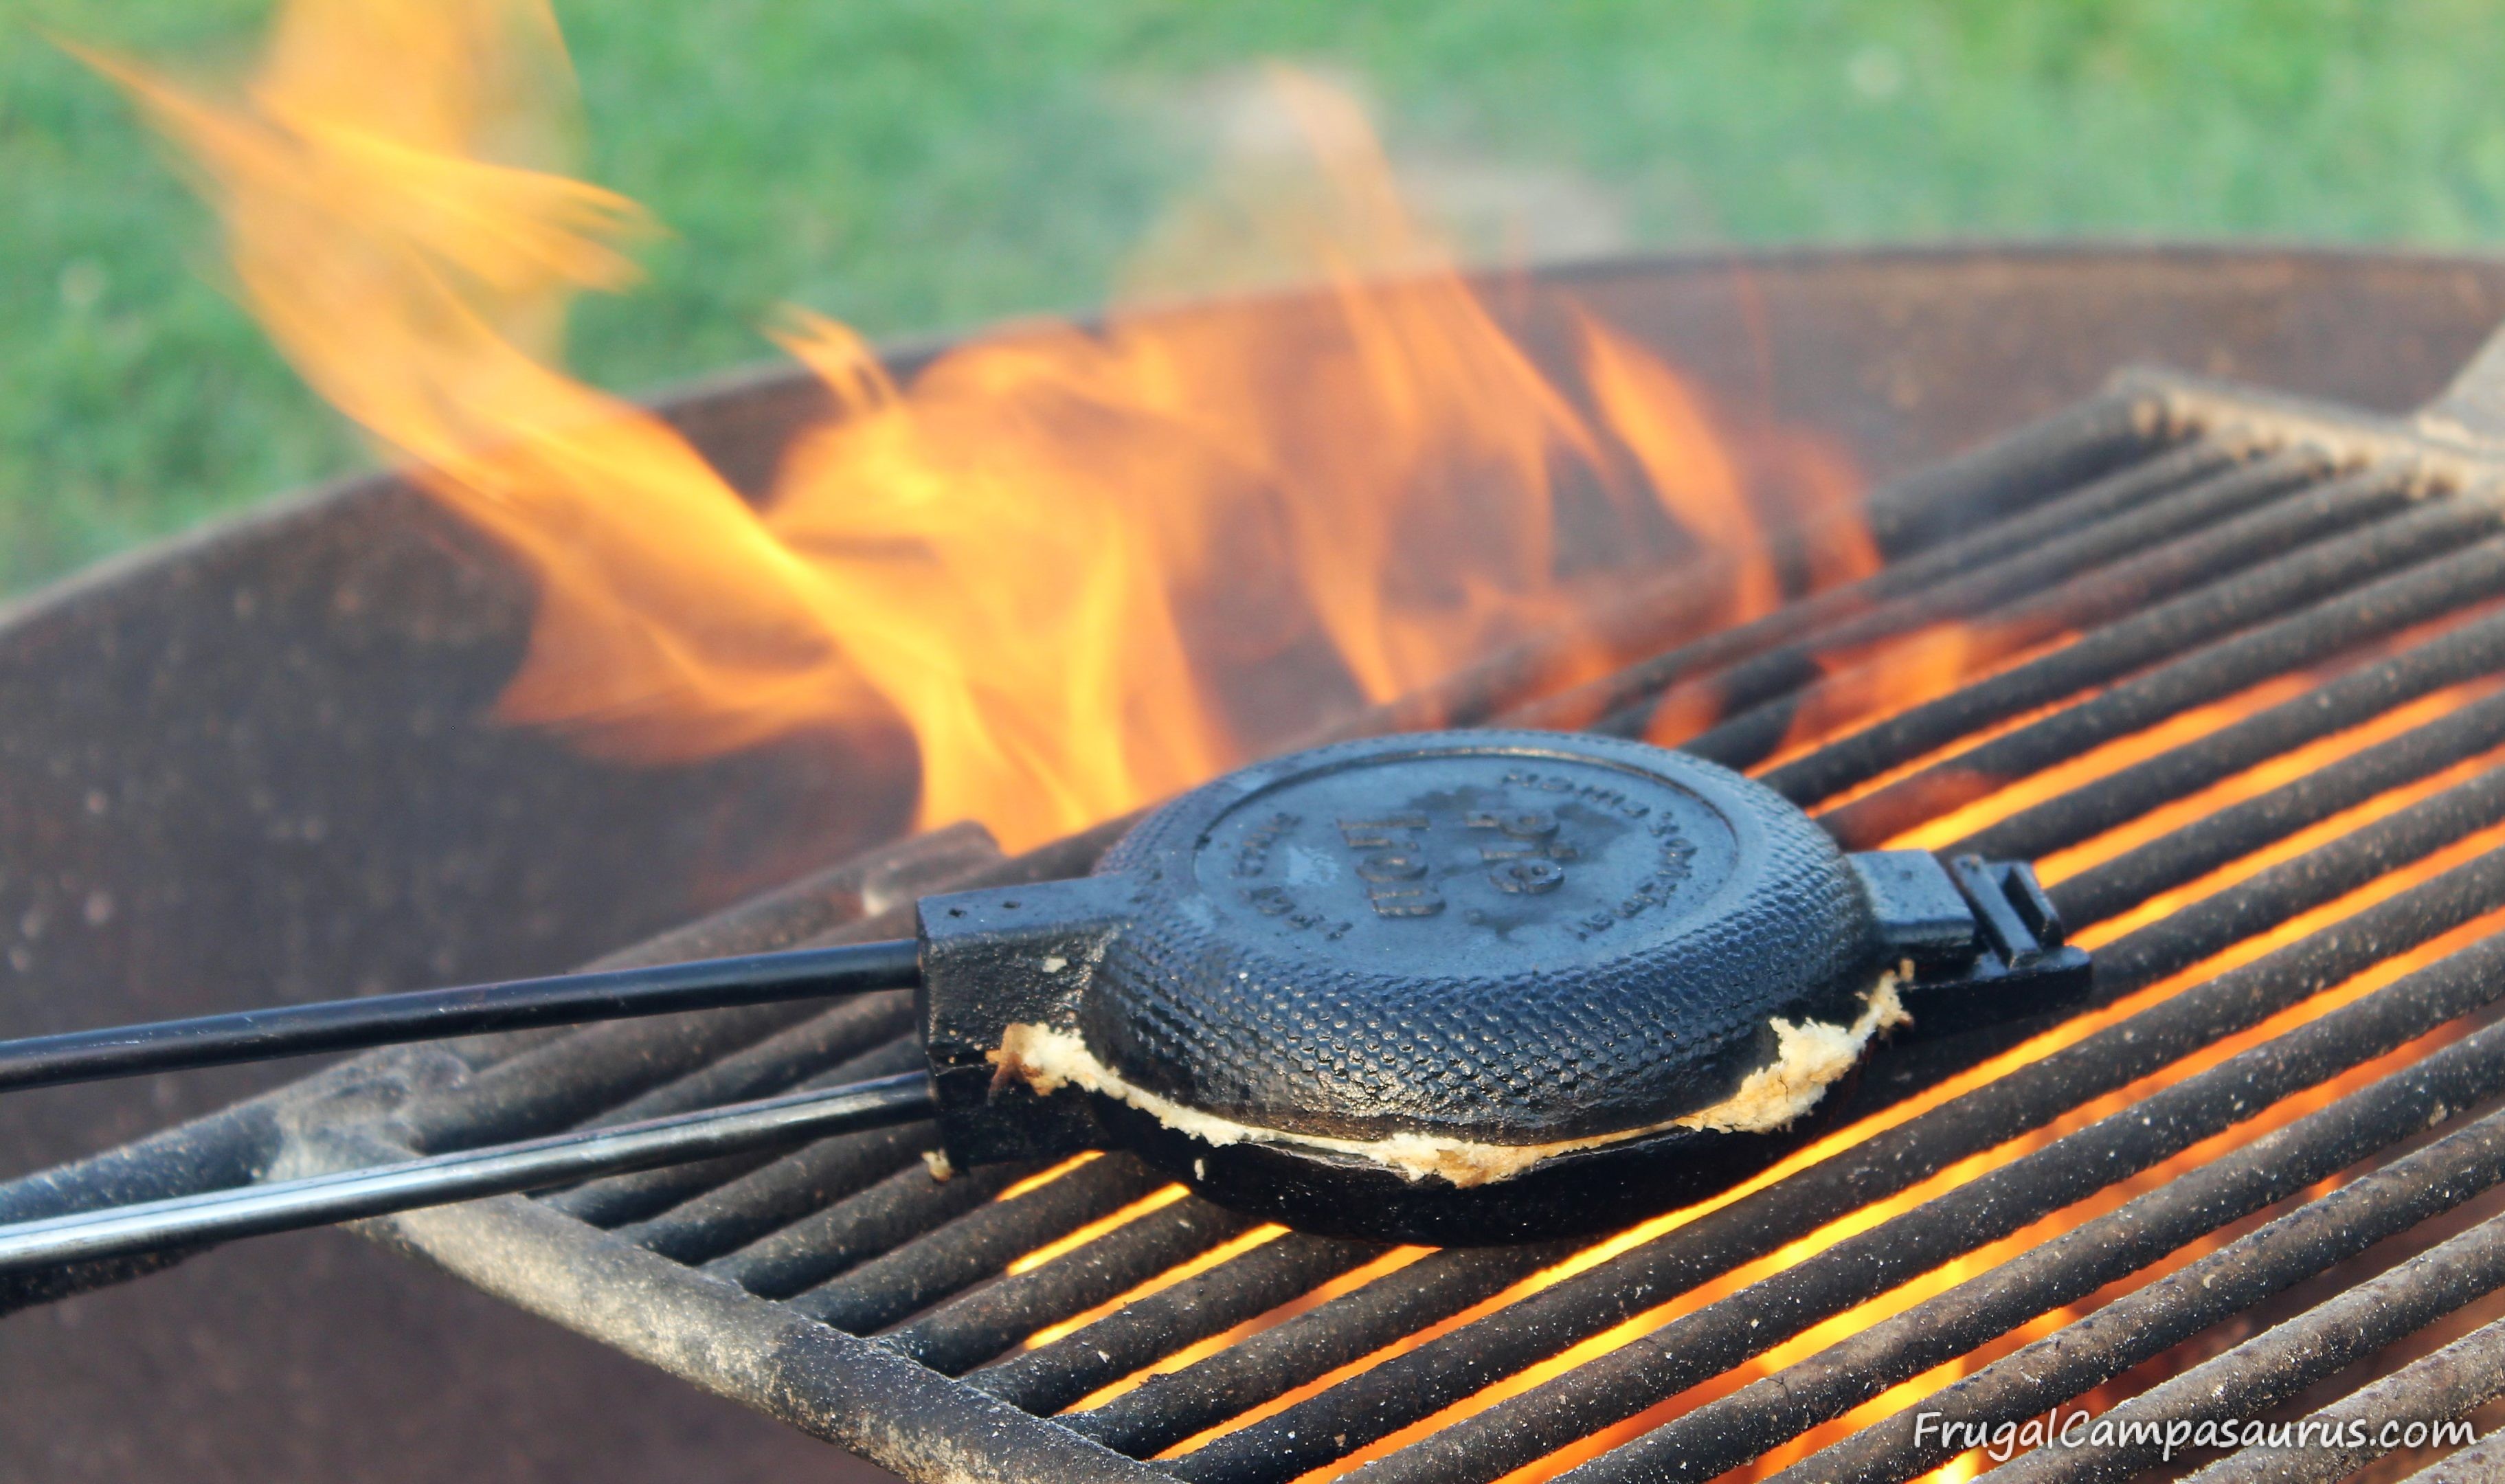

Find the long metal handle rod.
[
  {"left": 0, "top": 1070, "right": 937, "bottom": 1274},
  {"left": 0, "top": 938, "right": 923, "bottom": 1092}
]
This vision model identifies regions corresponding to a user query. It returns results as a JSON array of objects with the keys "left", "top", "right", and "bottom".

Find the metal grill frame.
[{"left": 17, "top": 356, "right": 2505, "bottom": 1482}]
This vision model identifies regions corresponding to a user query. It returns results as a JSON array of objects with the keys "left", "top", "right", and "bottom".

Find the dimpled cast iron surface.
[{"left": 1083, "top": 731, "right": 1875, "bottom": 1148}]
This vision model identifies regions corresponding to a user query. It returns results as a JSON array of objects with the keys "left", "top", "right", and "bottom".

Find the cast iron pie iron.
[
  {"left": 0, "top": 732, "right": 2087, "bottom": 1270},
  {"left": 918, "top": 730, "right": 2086, "bottom": 1243}
]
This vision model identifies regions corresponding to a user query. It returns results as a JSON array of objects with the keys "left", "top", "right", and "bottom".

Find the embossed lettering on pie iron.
[{"left": 921, "top": 729, "right": 2089, "bottom": 1244}]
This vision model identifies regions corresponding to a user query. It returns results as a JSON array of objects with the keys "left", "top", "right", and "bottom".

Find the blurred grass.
[{"left": 10, "top": 0, "right": 2505, "bottom": 592}]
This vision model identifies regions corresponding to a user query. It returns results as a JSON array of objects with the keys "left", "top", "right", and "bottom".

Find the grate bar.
[
  {"left": 2084, "top": 765, "right": 2505, "bottom": 995},
  {"left": 559, "top": 992, "right": 918, "bottom": 1134},
  {"left": 1752, "top": 493, "right": 2495, "bottom": 814},
  {"left": 971, "top": 1231, "right": 1392, "bottom": 1417},
  {"left": 547, "top": 1028, "right": 925, "bottom": 1226},
  {"left": 2399, "top": 1424, "right": 2505, "bottom": 1483},
  {"left": 790, "top": 1155, "right": 1167, "bottom": 1333},
  {"left": 1513, "top": 438, "right": 2246, "bottom": 735},
  {"left": 609, "top": 1117, "right": 934, "bottom": 1261},
  {"left": 1348, "top": 938, "right": 2505, "bottom": 1484},
  {"left": 1860, "top": 390, "right": 2174, "bottom": 556},
  {"left": 1958, "top": 606, "right": 2505, "bottom": 868},
  {"left": 1652, "top": 451, "right": 2390, "bottom": 768},
  {"left": 1348, "top": 393, "right": 2182, "bottom": 743},
  {"left": 1811, "top": 517, "right": 2505, "bottom": 844},
  {"left": 418, "top": 820, "right": 998, "bottom": 1078},
  {"left": 1149, "top": 809, "right": 2505, "bottom": 1484},
  {"left": 1066, "top": 1240, "right": 1574, "bottom": 1459},
  {"left": 1697, "top": 462, "right": 2443, "bottom": 785},
  {"left": 885, "top": 1198, "right": 1257, "bottom": 1376},
  {"left": 2179, "top": 1315, "right": 2505, "bottom": 1483},
  {"left": 1577, "top": 446, "right": 2324, "bottom": 745},
  {"left": 701, "top": 1156, "right": 1031, "bottom": 1296},
  {"left": 1992, "top": 1211, "right": 2505, "bottom": 1483},
  {"left": 1582, "top": 1033, "right": 2505, "bottom": 1484},
  {"left": 405, "top": 1000, "right": 868, "bottom": 1153},
  {"left": 2048, "top": 690, "right": 2505, "bottom": 930}
]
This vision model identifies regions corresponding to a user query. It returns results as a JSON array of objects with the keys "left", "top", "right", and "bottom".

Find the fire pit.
[{"left": 10, "top": 242, "right": 2505, "bottom": 1483}]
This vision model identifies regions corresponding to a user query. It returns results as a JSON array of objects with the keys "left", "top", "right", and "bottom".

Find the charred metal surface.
[
  {"left": 1141, "top": 835, "right": 2505, "bottom": 1484},
  {"left": 697, "top": 1156, "right": 1037, "bottom": 1296},
  {"left": 2191, "top": 1315, "right": 2505, "bottom": 1483},
  {"left": 789, "top": 1155, "right": 1168, "bottom": 1334},
  {"left": 1185, "top": 925, "right": 2505, "bottom": 1484},
  {"left": 1808, "top": 512, "right": 2505, "bottom": 842},
  {"left": 354, "top": 1168, "right": 1168, "bottom": 1484},
  {"left": 1956, "top": 608, "right": 2505, "bottom": 866},
  {"left": 1063, "top": 1239, "right": 1575, "bottom": 1457},
  {"left": 884, "top": 1197, "right": 1257, "bottom": 1375},
  {"left": 2399, "top": 1424, "right": 2505, "bottom": 1481},
  {"left": 1670, "top": 453, "right": 2415, "bottom": 773},
  {"left": 967, "top": 1230, "right": 1391, "bottom": 1417},
  {"left": 1768, "top": 486, "right": 2498, "bottom": 811},
  {"left": 1988, "top": 1212, "right": 2505, "bottom": 1484},
  {"left": 1586, "top": 1033, "right": 2505, "bottom": 1484},
  {"left": 1854, "top": 388, "right": 2172, "bottom": 555},
  {"left": 598, "top": 1094, "right": 934, "bottom": 1256},
  {"left": 20, "top": 247, "right": 2505, "bottom": 1483},
  {"left": 544, "top": 1033, "right": 930, "bottom": 1229},
  {"left": 1560, "top": 438, "right": 2284, "bottom": 740},
  {"left": 1512, "top": 436, "right": 2241, "bottom": 734}
]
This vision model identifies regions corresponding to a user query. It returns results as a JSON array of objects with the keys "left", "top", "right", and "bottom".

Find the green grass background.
[{"left": 10, "top": 0, "right": 2505, "bottom": 594}]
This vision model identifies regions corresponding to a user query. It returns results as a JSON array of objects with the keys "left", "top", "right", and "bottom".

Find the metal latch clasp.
[{"left": 1850, "top": 850, "right": 2093, "bottom": 1035}]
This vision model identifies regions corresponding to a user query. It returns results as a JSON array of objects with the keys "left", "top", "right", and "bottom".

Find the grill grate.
[{"left": 16, "top": 366, "right": 2505, "bottom": 1481}]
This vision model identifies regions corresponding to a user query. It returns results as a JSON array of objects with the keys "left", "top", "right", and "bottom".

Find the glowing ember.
[{"left": 82, "top": 0, "right": 1866, "bottom": 851}]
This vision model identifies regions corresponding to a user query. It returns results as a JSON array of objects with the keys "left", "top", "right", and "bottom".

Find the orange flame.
[
  {"left": 87, "top": 0, "right": 1869, "bottom": 851},
  {"left": 98, "top": 9, "right": 2505, "bottom": 1480}
]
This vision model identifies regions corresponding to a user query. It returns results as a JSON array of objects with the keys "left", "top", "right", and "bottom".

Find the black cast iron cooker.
[
  {"left": 0, "top": 732, "right": 2086, "bottom": 1265},
  {"left": 921, "top": 730, "right": 2083, "bottom": 1241}
]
